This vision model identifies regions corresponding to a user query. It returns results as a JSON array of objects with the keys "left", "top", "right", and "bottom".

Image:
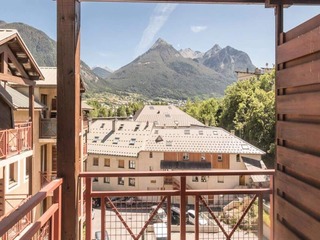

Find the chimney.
[{"left": 230, "top": 130, "right": 235, "bottom": 135}]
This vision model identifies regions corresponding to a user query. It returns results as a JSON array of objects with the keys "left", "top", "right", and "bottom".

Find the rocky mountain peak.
[
  {"left": 179, "top": 48, "right": 204, "bottom": 59},
  {"left": 203, "top": 44, "right": 222, "bottom": 59},
  {"left": 151, "top": 38, "right": 171, "bottom": 49}
]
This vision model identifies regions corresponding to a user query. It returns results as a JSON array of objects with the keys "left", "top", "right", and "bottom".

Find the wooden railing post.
[
  {"left": 167, "top": 196, "right": 171, "bottom": 240},
  {"left": 195, "top": 195, "right": 199, "bottom": 240},
  {"left": 180, "top": 176, "right": 186, "bottom": 240},
  {"left": 53, "top": 182, "right": 62, "bottom": 240},
  {"left": 85, "top": 177, "right": 92, "bottom": 240},
  {"left": 258, "top": 193, "right": 263, "bottom": 240}
]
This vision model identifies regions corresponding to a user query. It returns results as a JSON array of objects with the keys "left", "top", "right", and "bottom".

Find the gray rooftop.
[
  {"left": 87, "top": 119, "right": 152, "bottom": 157},
  {"left": 87, "top": 114, "right": 265, "bottom": 157},
  {"left": 0, "top": 84, "right": 44, "bottom": 110},
  {"left": 134, "top": 105, "right": 204, "bottom": 127},
  {"left": 145, "top": 126, "right": 264, "bottom": 154}
]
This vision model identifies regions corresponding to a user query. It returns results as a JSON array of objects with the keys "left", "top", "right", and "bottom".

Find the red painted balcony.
[
  {"left": 0, "top": 122, "right": 32, "bottom": 159},
  {"left": 0, "top": 170, "right": 274, "bottom": 240}
]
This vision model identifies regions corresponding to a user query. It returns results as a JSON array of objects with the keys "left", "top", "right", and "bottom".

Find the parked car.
[
  {"left": 170, "top": 206, "right": 182, "bottom": 225},
  {"left": 95, "top": 231, "right": 109, "bottom": 240},
  {"left": 150, "top": 205, "right": 167, "bottom": 223},
  {"left": 187, "top": 209, "right": 208, "bottom": 225}
]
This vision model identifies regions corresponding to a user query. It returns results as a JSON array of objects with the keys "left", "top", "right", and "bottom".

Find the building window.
[
  {"left": 129, "top": 178, "right": 135, "bottom": 187},
  {"left": 93, "top": 178, "right": 98, "bottom": 182},
  {"left": 118, "top": 160, "right": 124, "bottom": 168},
  {"left": 134, "top": 124, "right": 140, "bottom": 131},
  {"left": 129, "top": 160, "right": 136, "bottom": 169},
  {"left": 192, "top": 176, "right": 199, "bottom": 182},
  {"left": 113, "top": 137, "right": 120, "bottom": 144},
  {"left": 218, "top": 154, "right": 223, "bottom": 162},
  {"left": 129, "top": 138, "right": 136, "bottom": 145},
  {"left": 201, "top": 176, "right": 207, "bottom": 182},
  {"left": 183, "top": 153, "right": 189, "bottom": 160},
  {"left": 218, "top": 176, "right": 224, "bottom": 183},
  {"left": 165, "top": 141, "right": 172, "bottom": 146},
  {"left": 149, "top": 152, "right": 153, "bottom": 158},
  {"left": 201, "top": 154, "right": 206, "bottom": 161},
  {"left": 104, "top": 158, "right": 110, "bottom": 167},
  {"left": 236, "top": 154, "right": 241, "bottom": 162},
  {"left": 184, "top": 129, "right": 190, "bottom": 135},
  {"left": 104, "top": 177, "right": 110, "bottom": 183},
  {"left": 118, "top": 177, "right": 124, "bottom": 185},
  {"left": 93, "top": 157, "right": 99, "bottom": 166},
  {"left": 9, "top": 162, "right": 18, "bottom": 185}
]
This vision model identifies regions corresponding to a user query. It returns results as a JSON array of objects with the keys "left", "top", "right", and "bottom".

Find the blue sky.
[{"left": 1, "top": 1, "right": 320, "bottom": 70}]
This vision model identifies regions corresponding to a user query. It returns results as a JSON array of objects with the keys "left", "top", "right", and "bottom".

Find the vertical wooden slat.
[
  {"left": 167, "top": 196, "right": 171, "bottom": 240},
  {"left": 275, "top": 10, "right": 320, "bottom": 240},
  {"left": 274, "top": 5, "right": 283, "bottom": 240},
  {"left": 180, "top": 176, "right": 186, "bottom": 240},
  {"left": 57, "top": 0, "right": 81, "bottom": 239},
  {"left": 195, "top": 195, "right": 199, "bottom": 240},
  {"left": 85, "top": 178, "right": 92, "bottom": 240},
  {"left": 258, "top": 194, "right": 263, "bottom": 240},
  {"left": 101, "top": 197, "right": 106, "bottom": 240},
  {"left": 28, "top": 86, "right": 34, "bottom": 197}
]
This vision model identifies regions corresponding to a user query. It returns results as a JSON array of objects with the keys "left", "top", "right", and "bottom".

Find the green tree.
[{"left": 219, "top": 71, "right": 275, "bottom": 166}]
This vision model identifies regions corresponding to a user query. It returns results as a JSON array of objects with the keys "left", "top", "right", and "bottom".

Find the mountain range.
[{"left": 0, "top": 20, "right": 256, "bottom": 100}]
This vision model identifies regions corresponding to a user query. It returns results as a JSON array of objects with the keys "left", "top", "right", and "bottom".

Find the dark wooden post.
[
  {"left": 274, "top": 4, "right": 283, "bottom": 240},
  {"left": 57, "top": 0, "right": 81, "bottom": 239},
  {"left": 28, "top": 85, "right": 34, "bottom": 197}
]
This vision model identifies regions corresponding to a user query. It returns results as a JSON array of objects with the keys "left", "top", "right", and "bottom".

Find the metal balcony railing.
[
  {"left": 0, "top": 122, "right": 32, "bottom": 159},
  {"left": 40, "top": 171, "right": 57, "bottom": 188},
  {"left": 39, "top": 118, "right": 57, "bottom": 139},
  {"left": 80, "top": 170, "right": 274, "bottom": 240},
  {"left": 0, "top": 179, "right": 63, "bottom": 240},
  {"left": 0, "top": 170, "right": 274, "bottom": 240}
]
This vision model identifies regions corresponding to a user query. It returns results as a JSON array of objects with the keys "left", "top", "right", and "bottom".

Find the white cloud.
[
  {"left": 135, "top": 4, "right": 177, "bottom": 56},
  {"left": 190, "top": 25, "right": 208, "bottom": 33}
]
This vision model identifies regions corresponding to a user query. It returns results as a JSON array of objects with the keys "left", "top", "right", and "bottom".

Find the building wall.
[
  {"left": 163, "top": 152, "right": 230, "bottom": 169},
  {"left": 2, "top": 155, "right": 30, "bottom": 215}
]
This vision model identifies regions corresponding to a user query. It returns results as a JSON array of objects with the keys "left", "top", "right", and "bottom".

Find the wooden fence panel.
[{"left": 275, "top": 13, "right": 320, "bottom": 240}]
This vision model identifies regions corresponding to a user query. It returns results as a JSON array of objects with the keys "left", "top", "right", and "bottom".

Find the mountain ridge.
[{"left": 0, "top": 21, "right": 256, "bottom": 100}]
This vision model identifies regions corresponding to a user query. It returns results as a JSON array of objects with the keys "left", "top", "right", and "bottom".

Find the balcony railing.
[
  {"left": 81, "top": 170, "right": 274, "bottom": 240},
  {"left": 0, "top": 179, "right": 62, "bottom": 240},
  {"left": 0, "top": 122, "right": 32, "bottom": 159},
  {"left": 40, "top": 171, "right": 57, "bottom": 188},
  {"left": 0, "top": 170, "right": 274, "bottom": 240},
  {"left": 39, "top": 118, "right": 57, "bottom": 139}
]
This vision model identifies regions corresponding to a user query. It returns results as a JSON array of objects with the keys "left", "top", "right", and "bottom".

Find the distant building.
[
  {"left": 236, "top": 67, "right": 274, "bottom": 81},
  {"left": 87, "top": 105, "right": 267, "bottom": 204}
]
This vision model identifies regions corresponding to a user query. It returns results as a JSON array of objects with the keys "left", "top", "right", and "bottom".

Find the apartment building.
[
  {"left": 87, "top": 105, "right": 267, "bottom": 204},
  {"left": 0, "top": 29, "right": 44, "bottom": 216}
]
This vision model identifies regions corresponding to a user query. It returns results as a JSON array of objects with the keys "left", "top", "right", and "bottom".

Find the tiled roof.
[
  {"left": 37, "top": 67, "right": 57, "bottom": 86},
  {"left": 0, "top": 29, "right": 17, "bottom": 42},
  {"left": 145, "top": 127, "right": 265, "bottom": 154},
  {"left": 87, "top": 119, "right": 152, "bottom": 157},
  {"left": 0, "top": 84, "right": 44, "bottom": 110},
  {"left": 134, "top": 105, "right": 204, "bottom": 127},
  {"left": 0, "top": 29, "right": 44, "bottom": 80},
  {"left": 242, "top": 156, "right": 268, "bottom": 182},
  {"left": 87, "top": 118, "right": 265, "bottom": 157}
]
